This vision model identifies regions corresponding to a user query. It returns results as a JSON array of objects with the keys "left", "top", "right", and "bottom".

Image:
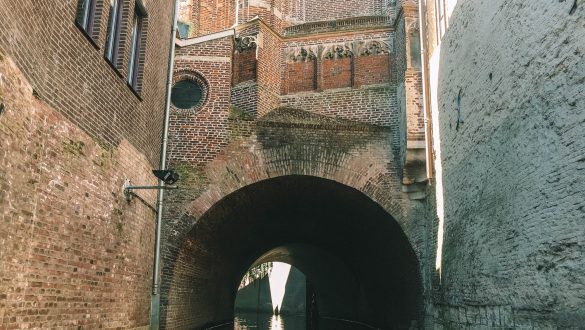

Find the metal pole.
[{"left": 150, "top": 0, "right": 179, "bottom": 328}]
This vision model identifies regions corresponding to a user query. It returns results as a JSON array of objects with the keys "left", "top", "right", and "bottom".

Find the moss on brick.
[
  {"left": 229, "top": 105, "right": 254, "bottom": 121},
  {"left": 62, "top": 139, "right": 86, "bottom": 157},
  {"left": 174, "top": 163, "right": 206, "bottom": 188}
]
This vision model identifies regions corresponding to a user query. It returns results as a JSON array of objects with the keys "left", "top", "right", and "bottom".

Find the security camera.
[{"left": 152, "top": 170, "right": 180, "bottom": 185}]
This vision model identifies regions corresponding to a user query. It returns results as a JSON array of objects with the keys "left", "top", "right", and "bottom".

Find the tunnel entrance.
[{"left": 163, "top": 175, "right": 423, "bottom": 329}]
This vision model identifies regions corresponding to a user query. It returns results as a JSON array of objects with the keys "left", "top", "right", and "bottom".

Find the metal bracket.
[{"left": 123, "top": 179, "right": 178, "bottom": 202}]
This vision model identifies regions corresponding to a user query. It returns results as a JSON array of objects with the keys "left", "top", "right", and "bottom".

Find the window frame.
[
  {"left": 104, "top": 0, "right": 124, "bottom": 66},
  {"left": 127, "top": 2, "right": 148, "bottom": 95},
  {"left": 435, "top": 0, "right": 447, "bottom": 43},
  {"left": 75, "top": 0, "right": 101, "bottom": 46}
]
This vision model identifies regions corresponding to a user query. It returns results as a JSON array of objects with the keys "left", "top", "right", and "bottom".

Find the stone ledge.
[{"left": 283, "top": 16, "right": 393, "bottom": 37}]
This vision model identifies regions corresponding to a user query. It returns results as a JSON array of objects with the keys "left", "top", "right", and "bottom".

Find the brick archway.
[
  {"left": 160, "top": 108, "right": 428, "bottom": 329},
  {"left": 161, "top": 175, "right": 423, "bottom": 330}
]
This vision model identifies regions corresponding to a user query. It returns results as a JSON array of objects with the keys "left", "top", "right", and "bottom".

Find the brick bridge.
[{"left": 160, "top": 6, "right": 430, "bottom": 329}]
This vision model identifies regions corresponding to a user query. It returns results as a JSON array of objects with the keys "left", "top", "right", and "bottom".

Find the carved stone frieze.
[
  {"left": 356, "top": 40, "right": 391, "bottom": 57},
  {"left": 322, "top": 43, "right": 353, "bottom": 60},
  {"left": 285, "top": 46, "right": 318, "bottom": 62},
  {"left": 234, "top": 35, "right": 257, "bottom": 54}
]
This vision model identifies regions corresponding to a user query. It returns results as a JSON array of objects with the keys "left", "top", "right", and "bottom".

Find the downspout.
[
  {"left": 150, "top": 0, "right": 179, "bottom": 329},
  {"left": 418, "top": 0, "right": 434, "bottom": 180}
]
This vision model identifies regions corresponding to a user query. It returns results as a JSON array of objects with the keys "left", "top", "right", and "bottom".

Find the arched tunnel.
[{"left": 162, "top": 175, "right": 423, "bottom": 329}]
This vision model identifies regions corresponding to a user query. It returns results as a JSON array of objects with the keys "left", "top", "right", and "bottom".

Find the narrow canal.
[{"left": 210, "top": 313, "right": 379, "bottom": 329}]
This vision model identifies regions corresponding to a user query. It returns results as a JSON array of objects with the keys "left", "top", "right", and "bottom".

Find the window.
[
  {"left": 76, "top": 0, "right": 99, "bottom": 41},
  {"left": 171, "top": 80, "right": 204, "bottom": 109},
  {"left": 128, "top": 6, "right": 146, "bottom": 91},
  {"left": 105, "top": 0, "right": 124, "bottom": 64}
]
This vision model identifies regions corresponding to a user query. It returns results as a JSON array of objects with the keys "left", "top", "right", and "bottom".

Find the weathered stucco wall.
[{"left": 429, "top": 0, "right": 585, "bottom": 328}]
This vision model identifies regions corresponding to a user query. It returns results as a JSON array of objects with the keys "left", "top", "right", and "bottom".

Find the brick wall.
[
  {"left": 256, "top": 24, "right": 283, "bottom": 117},
  {"left": 427, "top": 0, "right": 585, "bottom": 328},
  {"left": 281, "top": 30, "right": 394, "bottom": 126},
  {"left": 159, "top": 109, "right": 427, "bottom": 329},
  {"left": 231, "top": 81, "right": 258, "bottom": 117},
  {"left": 169, "top": 36, "right": 233, "bottom": 165},
  {"left": 233, "top": 48, "right": 257, "bottom": 84},
  {"left": 180, "top": 0, "right": 388, "bottom": 38},
  {"left": 0, "top": 0, "right": 172, "bottom": 166},
  {"left": 0, "top": 0, "right": 172, "bottom": 327},
  {"left": 0, "top": 55, "right": 159, "bottom": 329}
]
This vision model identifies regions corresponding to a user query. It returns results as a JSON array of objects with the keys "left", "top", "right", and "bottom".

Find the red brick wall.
[
  {"left": 0, "top": 0, "right": 172, "bottom": 327},
  {"left": 355, "top": 54, "right": 391, "bottom": 87},
  {"left": 180, "top": 0, "right": 386, "bottom": 38},
  {"left": 233, "top": 49, "right": 257, "bottom": 84},
  {"left": 231, "top": 82, "right": 259, "bottom": 116},
  {"left": 169, "top": 36, "right": 233, "bottom": 165},
  {"left": 0, "top": 56, "right": 158, "bottom": 329},
  {"left": 0, "top": 0, "right": 172, "bottom": 166},
  {"left": 256, "top": 25, "right": 283, "bottom": 117},
  {"left": 285, "top": 61, "right": 315, "bottom": 94},
  {"left": 305, "top": 0, "right": 384, "bottom": 22},
  {"left": 321, "top": 58, "right": 353, "bottom": 90}
]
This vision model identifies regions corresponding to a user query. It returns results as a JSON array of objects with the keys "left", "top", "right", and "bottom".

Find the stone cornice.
[{"left": 283, "top": 16, "right": 394, "bottom": 37}]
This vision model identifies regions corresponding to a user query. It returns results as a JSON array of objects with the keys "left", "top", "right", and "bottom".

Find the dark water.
[{"left": 211, "top": 313, "right": 378, "bottom": 330}]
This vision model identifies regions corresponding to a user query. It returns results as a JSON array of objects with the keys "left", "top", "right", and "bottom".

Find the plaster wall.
[{"left": 427, "top": 0, "right": 585, "bottom": 327}]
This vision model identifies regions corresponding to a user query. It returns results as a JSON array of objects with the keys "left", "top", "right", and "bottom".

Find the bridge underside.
[{"left": 161, "top": 175, "right": 423, "bottom": 329}]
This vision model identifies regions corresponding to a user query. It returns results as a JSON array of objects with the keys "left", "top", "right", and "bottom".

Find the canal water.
[{"left": 211, "top": 313, "right": 379, "bottom": 330}]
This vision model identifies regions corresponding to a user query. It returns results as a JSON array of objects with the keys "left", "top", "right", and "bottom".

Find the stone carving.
[
  {"left": 285, "top": 46, "right": 318, "bottom": 62},
  {"left": 356, "top": 40, "right": 391, "bottom": 56},
  {"left": 322, "top": 43, "right": 353, "bottom": 60},
  {"left": 235, "top": 35, "right": 257, "bottom": 53}
]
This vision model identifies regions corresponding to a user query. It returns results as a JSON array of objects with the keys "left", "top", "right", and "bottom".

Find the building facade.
[
  {"left": 0, "top": 0, "right": 583, "bottom": 329},
  {"left": 0, "top": 0, "right": 173, "bottom": 328}
]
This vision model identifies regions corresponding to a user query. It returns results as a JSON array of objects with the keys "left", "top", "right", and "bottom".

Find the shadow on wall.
[
  {"left": 429, "top": 0, "right": 585, "bottom": 328},
  {"left": 160, "top": 175, "right": 423, "bottom": 330}
]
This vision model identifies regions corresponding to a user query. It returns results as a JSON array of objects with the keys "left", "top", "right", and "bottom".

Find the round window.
[{"left": 171, "top": 80, "right": 204, "bottom": 109}]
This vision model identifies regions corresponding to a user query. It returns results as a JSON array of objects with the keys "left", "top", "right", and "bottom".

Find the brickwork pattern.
[
  {"left": 280, "top": 85, "right": 396, "bottom": 126},
  {"left": 427, "top": 0, "right": 585, "bottom": 328},
  {"left": 160, "top": 110, "right": 427, "bottom": 329},
  {"left": 231, "top": 81, "right": 259, "bottom": 117},
  {"left": 168, "top": 36, "right": 233, "bottom": 165},
  {"left": 0, "top": 56, "right": 158, "bottom": 329},
  {"left": 0, "top": 0, "right": 173, "bottom": 166}
]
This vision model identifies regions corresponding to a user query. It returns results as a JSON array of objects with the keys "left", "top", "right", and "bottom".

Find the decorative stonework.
[
  {"left": 356, "top": 40, "right": 391, "bottom": 56},
  {"left": 235, "top": 35, "right": 257, "bottom": 54},
  {"left": 283, "top": 16, "right": 393, "bottom": 37},
  {"left": 285, "top": 46, "right": 318, "bottom": 62},
  {"left": 285, "top": 39, "right": 391, "bottom": 63},
  {"left": 322, "top": 43, "right": 353, "bottom": 60}
]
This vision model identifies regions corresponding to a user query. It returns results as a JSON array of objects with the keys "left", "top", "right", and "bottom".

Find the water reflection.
[
  {"left": 233, "top": 313, "right": 302, "bottom": 330},
  {"left": 221, "top": 313, "right": 377, "bottom": 330}
]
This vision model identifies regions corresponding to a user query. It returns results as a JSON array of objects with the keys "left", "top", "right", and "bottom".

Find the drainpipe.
[
  {"left": 150, "top": 0, "right": 179, "bottom": 329},
  {"left": 418, "top": 0, "right": 434, "bottom": 180}
]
